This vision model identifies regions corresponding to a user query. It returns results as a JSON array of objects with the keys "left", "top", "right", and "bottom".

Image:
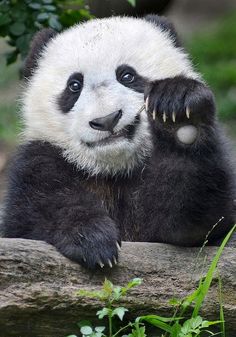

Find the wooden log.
[{"left": 0, "top": 239, "right": 235, "bottom": 337}]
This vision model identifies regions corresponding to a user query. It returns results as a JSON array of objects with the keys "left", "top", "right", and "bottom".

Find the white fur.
[
  {"left": 176, "top": 125, "right": 198, "bottom": 144},
  {"left": 22, "top": 16, "right": 200, "bottom": 175}
]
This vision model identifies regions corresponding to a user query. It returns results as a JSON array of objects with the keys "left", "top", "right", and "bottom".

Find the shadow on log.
[{"left": 0, "top": 239, "right": 235, "bottom": 337}]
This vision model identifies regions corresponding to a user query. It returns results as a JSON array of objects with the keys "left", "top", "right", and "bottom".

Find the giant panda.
[{"left": 1, "top": 15, "right": 235, "bottom": 269}]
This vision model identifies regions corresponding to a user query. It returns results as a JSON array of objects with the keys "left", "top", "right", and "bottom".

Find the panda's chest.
[
  {"left": 82, "top": 177, "right": 140, "bottom": 223},
  {"left": 84, "top": 179, "right": 122, "bottom": 217}
]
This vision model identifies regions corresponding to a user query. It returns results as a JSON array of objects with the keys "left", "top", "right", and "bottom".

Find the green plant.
[
  {"left": 68, "top": 224, "right": 236, "bottom": 337},
  {"left": 0, "top": 0, "right": 92, "bottom": 64},
  {"left": 0, "top": 0, "right": 136, "bottom": 65},
  {"left": 187, "top": 13, "right": 236, "bottom": 120}
]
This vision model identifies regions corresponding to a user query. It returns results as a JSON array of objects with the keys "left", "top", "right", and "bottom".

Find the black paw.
[
  {"left": 145, "top": 76, "right": 215, "bottom": 126},
  {"left": 54, "top": 220, "right": 121, "bottom": 270}
]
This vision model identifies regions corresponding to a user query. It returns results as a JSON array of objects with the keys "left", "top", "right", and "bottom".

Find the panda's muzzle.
[
  {"left": 85, "top": 113, "right": 140, "bottom": 147},
  {"left": 89, "top": 110, "right": 122, "bottom": 133}
]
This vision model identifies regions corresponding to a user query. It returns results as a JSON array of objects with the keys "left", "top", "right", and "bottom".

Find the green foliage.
[
  {"left": 0, "top": 0, "right": 92, "bottom": 64},
  {"left": 187, "top": 13, "right": 236, "bottom": 120},
  {"left": 0, "top": 0, "right": 136, "bottom": 65},
  {"left": 0, "top": 102, "right": 20, "bottom": 143},
  {"left": 68, "top": 224, "right": 236, "bottom": 337},
  {"left": 127, "top": 0, "right": 136, "bottom": 7}
]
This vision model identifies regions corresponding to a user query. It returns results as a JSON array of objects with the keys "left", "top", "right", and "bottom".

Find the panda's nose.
[{"left": 89, "top": 110, "right": 122, "bottom": 132}]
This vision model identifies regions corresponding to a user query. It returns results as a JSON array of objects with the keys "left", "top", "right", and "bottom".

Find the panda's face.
[{"left": 22, "top": 17, "right": 197, "bottom": 175}]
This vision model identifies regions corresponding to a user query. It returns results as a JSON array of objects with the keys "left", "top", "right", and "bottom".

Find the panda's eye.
[
  {"left": 121, "top": 72, "right": 135, "bottom": 83},
  {"left": 68, "top": 80, "right": 82, "bottom": 93}
]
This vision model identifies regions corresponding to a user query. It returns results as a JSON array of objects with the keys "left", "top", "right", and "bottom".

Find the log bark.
[{"left": 0, "top": 239, "right": 235, "bottom": 337}]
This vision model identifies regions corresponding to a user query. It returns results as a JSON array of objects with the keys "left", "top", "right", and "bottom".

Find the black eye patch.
[
  {"left": 58, "top": 72, "right": 84, "bottom": 113},
  {"left": 116, "top": 64, "right": 148, "bottom": 93}
]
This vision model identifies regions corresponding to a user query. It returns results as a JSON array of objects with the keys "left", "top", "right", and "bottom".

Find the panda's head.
[{"left": 22, "top": 16, "right": 198, "bottom": 176}]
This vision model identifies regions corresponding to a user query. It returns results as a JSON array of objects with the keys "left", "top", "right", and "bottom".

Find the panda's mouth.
[{"left": 85, "top": 115, "right": 140, "bottom": 147}]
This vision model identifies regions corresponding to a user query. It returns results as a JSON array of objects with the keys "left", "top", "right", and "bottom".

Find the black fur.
[
  {"left": 116, "top": 64, "right": 148, "bottom": 93},
  {"left": 145, "top": 15, "right": 181, "bottom": 47},
  {"left": 2, "top": 17, "right": 236, "bottom": 270},
  {"left": 23, "top": 28, "right": 57, "bottom": 79},
  {"left": 2, "top": 75, "right": 235, "bottom": 269},
  {"left": 58, "top": 72, "right": 84, "bottom": 113}
]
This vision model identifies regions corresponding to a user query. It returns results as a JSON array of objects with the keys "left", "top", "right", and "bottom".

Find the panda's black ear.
[
  {"left": 144, "top": 15, "right": 181, "bottom": 48},
  {"left": 23, "top": 28, "right": 57, "bottom": 79}
]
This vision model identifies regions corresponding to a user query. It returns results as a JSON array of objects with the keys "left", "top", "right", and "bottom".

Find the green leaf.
[
  {"left": 128, "top": 278, "right": 142, "bottom": 287},
  {"left": 78, "top": 320, "right": 92, "bottom": 328},
  {"left": 137, "top": 316, "right": 173, "bottom": 333},
  {"left": 29, "top": 3, "right": 42, "bottom": 10},
  {"left": 171, "top": 322, "right": 182, "bottom": 337},
  {"left": 129, "top": 326, "right": 146, "bottom": 337},
  {"left": 112, "top": 307, "right": 128, "bottom": 321},
  {"left": 181, "top": 288, "right": 200, "bottom": 311},
  {"left": 48, "top": 15, "right": 62, "bottom": 31},
  {"left": 95, "top": 327, "right": 105, "bottom": 333},
  {"left": 15, "top": 34, "right": 32, "bottom": 58},
  {"left": 6, "top": 50, "right": 18, "bottom": 65},
  {"left": 42, "top": 0, "right": 53, "bottom": 3},
  {"left": 97, "top": 307, "right": 110, "bottom": 319},
  {"left": 102, "top": 279, "right": 113, "bottom": 296},
  {"left": 205, "top": 320, "right": 222, "bottom": 326},
  {"left": 169, "top": 298, "right": 182, "bottom": 306},
  {"left": 191, "top": 316, "right": 203, "bottom": 329},
  {"left": 113, "top": 286, "right": 122, "bottom": 300},
  {"left": 0, "top": 4, "right": 9, "bottom": 13},
  {"left": 37, "top": 13, "right": 50, "bottom": 22},
  {"left": 43, "top": 4, "right": 56, "bottom": 11},
  {"left": 180, "top": 319, "right": 192, "bottom": 334},
  {"left": 9, "top": 22, "right": 25, "bottom": 36},
  {"left": 192, "top": 224, "right": 236, "bottom": 317},
  {"left": 201, "top": 321, "right": 210, "bottom": 328},
  {"left": 80, "top": 326, "right": 93, "bottom": 335},
  {"left": 34, "top": 21, "right": 43, "bottom": 29},
  {"left": 122, "top": 278, "right": 142, "bottom": 294},
  {"left": 127, "top": 0, "right": 136, "bottom": 7},
  {"left": 138, "top": 314, "right": 183, "bottom": 323},
  {"left": 218, "top": 274, "right": 225, "bottom": 337},
  {"left": 77, "top": 289, "right": 106, "bottom": 300},
  {"left": 0, "top": 13, "right": 11, "bottom": 26}
]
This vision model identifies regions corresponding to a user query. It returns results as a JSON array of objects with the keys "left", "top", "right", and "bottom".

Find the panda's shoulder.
[
  {"left": 9, "top": 141, "right": 75, "bottom": 185},
  {"left": 14, "top": 141, "right": 62, "bottom": 165}
]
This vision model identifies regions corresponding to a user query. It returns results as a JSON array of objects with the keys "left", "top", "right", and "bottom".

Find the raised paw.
[
  {"left": 145, "top": 76, "right": 215, "bottom": 126},
  {"left": 54, "top": 220, "right": 121, "bottom": 270}
]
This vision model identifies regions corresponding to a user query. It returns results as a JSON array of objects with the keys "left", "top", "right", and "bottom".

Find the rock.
[{"left": 0, "top": 239, "right": 235, "bottom": 337}]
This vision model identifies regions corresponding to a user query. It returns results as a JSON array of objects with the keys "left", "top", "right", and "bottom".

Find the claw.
[
  {"left": 108, "top": 259, "right": 113, "bottom": 268},
  {"left": 98, "top": 260, "right": 104, "bottom": 268},
  {"left": 116, "top": 242, "right": 121, "bottom": 251},
  {"left": 186, "top": 107, "right": 190, "bottom": 119},
  {"left": 145, "top": 96, "right": 149, "bottom": 112},
  {"left": 163, "top": 111, "right": 167, "bottom": 123},
  {"left": 172, "top": 111, "right": 176, "bottom": 123},
  {"left": 137, "top": 104, "right": 145, "bottom": 115},
  {"left": 152, "top": 109, "right": 156, "bottom": 121},
  {"left": 113, "top": 256, "right": 118, "bottom": 265}
]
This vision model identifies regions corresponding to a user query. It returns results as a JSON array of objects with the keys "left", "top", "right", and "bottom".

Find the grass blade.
[
  {"left": 192, "top": 224, "right": 236, "bottom": 317},
  {"left": 218, "top": 274, "right": 225, "bottom": 337}
]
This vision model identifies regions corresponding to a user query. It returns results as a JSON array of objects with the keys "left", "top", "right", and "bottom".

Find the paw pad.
[{"left": 176, "top": 125, "right": 198, "bottom": 144}]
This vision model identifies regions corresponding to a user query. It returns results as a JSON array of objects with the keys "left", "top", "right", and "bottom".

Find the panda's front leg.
[
  {"left": 141, "top": 75, "right": 235, "bottom": 245},
  {"left": 2, "top": 142, "right": 121, "bottom": 270},
  {"left": 145, "top": 75, "right": 215, "bottom": 146},
  {"left": 52, "top": 208, "right": 121, "bottom": 270}
]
